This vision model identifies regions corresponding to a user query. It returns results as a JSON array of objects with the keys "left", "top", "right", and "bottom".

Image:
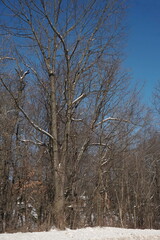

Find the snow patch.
[{"left": 1, "top": 227, "right": 160, "bottom": 240}]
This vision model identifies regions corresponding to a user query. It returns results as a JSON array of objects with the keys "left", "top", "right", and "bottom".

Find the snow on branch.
[
  {"left": 72, "top": 93, "right": 86, "bottom": 105},
  {"left": 20, "top": 139, "right": 46, "bottom": 146},
  {"left": 95, "top": 117, "right": 131, "bottom": 127},
  {"left": 18, "top": 105, "right": 53, "bottom": 139},
  {"left": 71, "top": 118, "right": 83, "bottom": 122},
  {"left": 20, "top": 70, "right": 30, "bottom": 80},
  {"left": 101, "top": 160, "right": 109, "bottom": 166},
  {"left": 89, "top": 143, "right": 106, "bottom": 147},
  {"left": 0, "top": 77, "right": 54, "bottom": 140},
  {"left": 0, "top": 56, "right": 16, "bottom": 61}
]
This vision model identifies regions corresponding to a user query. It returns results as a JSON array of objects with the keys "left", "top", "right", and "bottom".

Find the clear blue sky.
[
  {"left": 1, "top": 0, "right": 160, "bottom": 105},
  {"left": 124, "top": 0, "right": 160, "bottom": 105}
]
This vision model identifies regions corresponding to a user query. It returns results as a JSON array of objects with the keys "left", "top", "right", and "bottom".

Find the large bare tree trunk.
[{"left": 50, "top": 72, "right": 66, "bottom": 229}]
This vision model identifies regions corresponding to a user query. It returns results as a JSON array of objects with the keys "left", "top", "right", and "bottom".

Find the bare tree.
[{"left": 0, "top": 0, "right": 139, "bottom": 230}]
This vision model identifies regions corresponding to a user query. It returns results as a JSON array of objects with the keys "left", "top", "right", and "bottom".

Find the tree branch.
[
  {"left": 95, "top": 117, "right": 132, "bottom": 127},
  {"left": 0, "top": 77, "right": 53, "bottom": 140},
  {"left": 0, "top": 57, "right": 16, "bottom": 61},
  {"left": 20, "top": 138, "right": 46, "bottom": 146},
  {"left": 72, "top": 93, "right": 86, "bottom": 105}
]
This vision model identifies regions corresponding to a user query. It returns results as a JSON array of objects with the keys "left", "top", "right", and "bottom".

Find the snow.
[{"left": 1, "top": 227, "right": 160, "bottom": 240}]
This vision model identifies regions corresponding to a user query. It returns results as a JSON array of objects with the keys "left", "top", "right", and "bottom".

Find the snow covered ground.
[{"left": 1, "top": 227, "right": 160, "bottom": 240}]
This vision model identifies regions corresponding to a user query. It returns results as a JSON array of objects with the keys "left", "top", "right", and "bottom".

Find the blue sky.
[
  {"left": 124, "top": 0, "right": 160, "bottom": 105},
  {"left": 1, "top": 0, "right": 159, "bottom": 106}
]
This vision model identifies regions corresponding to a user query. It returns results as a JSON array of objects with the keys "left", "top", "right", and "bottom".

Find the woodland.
[{"left": 0, "top": 0, "right": 160, "bottom": 232}]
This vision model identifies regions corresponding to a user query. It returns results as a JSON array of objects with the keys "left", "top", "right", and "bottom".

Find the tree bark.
[{"left": 50, "top": 72, "right": 66, "bottom": 229}]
